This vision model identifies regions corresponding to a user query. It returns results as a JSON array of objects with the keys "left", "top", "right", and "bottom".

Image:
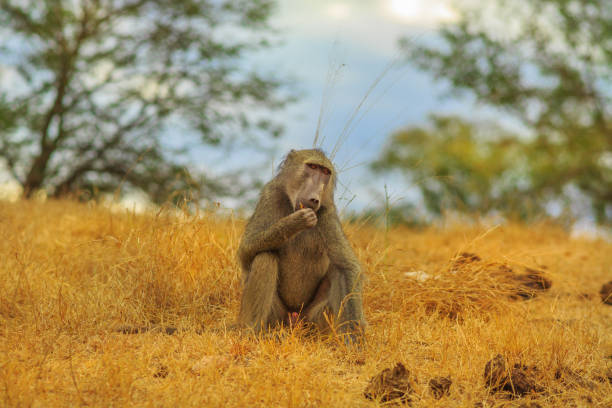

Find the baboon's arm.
[
  {"left": 239, "top": 216, "right": 298, "bottom": 264},
  {"left": 318, "top": 205, "right": 366, "bottom": 335},
  {"left": 238, "top": 188, "right": 315, "bottom": 269}
]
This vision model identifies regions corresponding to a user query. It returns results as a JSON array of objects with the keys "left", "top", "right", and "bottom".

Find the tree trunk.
[{"left": 22, "top": 145, "right": 55, "bottom": 197}]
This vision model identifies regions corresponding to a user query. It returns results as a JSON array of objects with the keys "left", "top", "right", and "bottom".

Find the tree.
[
  {"left": 392, "top": 0, "right": 611, "bottom": 223},
  {"left": 373, "top": 115, "right": 536, "bottom": 219},
  {"left": 0, "top": 0, "right": 288, "bottom": 202}
]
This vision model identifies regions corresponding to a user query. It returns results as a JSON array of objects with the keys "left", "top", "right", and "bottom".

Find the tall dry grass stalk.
[{"left": 0, "top": 199, "right": 610, "bottom": 406}]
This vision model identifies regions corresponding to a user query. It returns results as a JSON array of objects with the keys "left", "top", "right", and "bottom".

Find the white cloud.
[
  {"left": 273, "top": 0, "right": 459, "bottom": 59},
  {"left": 384, "top": 0, "right": 458, "bottom": 26},
  {"left": 326, "top": 2, "right": 351, "bottom": 20}
]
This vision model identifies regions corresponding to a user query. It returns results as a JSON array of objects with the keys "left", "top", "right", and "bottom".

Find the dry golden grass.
[{"left": 0, "top": 199, "right": 610, "bottom": 407}]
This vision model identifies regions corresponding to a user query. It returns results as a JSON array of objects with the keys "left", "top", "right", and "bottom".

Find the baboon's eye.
[
  {"left": 307, "top": 163, "right": 318, "bottom": 170},
  {"left": 321, "top": 167, "right": 331, "bottom": 175}
]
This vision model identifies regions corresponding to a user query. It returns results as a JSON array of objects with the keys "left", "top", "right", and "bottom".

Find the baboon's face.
[{"left": 294, "top": 162, "right": 331, "bottom": 212}]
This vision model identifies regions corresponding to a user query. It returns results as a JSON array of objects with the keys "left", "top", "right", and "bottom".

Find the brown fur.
[{"left": 237, "top": 149, "right": 366, "bottom": 342}]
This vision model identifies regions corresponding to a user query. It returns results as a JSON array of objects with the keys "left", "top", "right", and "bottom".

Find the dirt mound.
[
  {"left": 600, "top": 280, "right": 612, "bottom": 304},
  {"left": 364, "top": 362, "right": 413, "bottom": 404},
  {"left": 153, "top": 364, "right": 169, "bottom": 378},
  {"left": 429, "top": 376, "right": 452, "bottom": 399},
  {"left": 454, "top": 252, "right": 482, "bottom": 264},
  {"left": 554, "top": 367, "right": 596, "bottom": 390},
  {"left": 484, "top": 354, "right": 543, "bottom": 397},
  {"left": 510, "top": 268, "right": 553, "bottom": 299}
]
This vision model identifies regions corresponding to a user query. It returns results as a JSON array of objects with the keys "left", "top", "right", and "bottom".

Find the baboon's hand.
[{"left": 292, "top": 208, "right": 317, "bottom": 229}]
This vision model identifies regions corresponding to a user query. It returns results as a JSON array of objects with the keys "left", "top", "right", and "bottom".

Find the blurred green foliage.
[
  {"left": 0, "top": 0, "right": 288, "bottom": 203},
  {"left": 373, "top": 116, "right": 533, "bottom": 218},
  {"left": 381, "top": 0, "right": 611, "bottom": 223}
]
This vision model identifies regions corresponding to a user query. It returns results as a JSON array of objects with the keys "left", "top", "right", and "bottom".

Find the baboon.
[{"left": 237, "top": 149, "right": 366, "bottom": 343}]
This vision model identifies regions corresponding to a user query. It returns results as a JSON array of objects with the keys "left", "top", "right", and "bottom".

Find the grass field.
[{"left": 0, "top": 199, "right": 610, "bottom": 407}]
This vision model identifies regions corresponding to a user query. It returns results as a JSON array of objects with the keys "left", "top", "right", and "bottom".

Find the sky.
[{"left": 205, "top": 0, "right": 509, "bottom": 213}]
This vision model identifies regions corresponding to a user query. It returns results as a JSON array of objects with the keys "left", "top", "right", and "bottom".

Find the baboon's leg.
[
  {"left": 323, "top": 265, "right": 364, "bottom": 341},
  {"left": 238, "top": 252, "right": 288, "bottom": 332},
  {"left": 304, "top": 276, "right": 331, "bottom": 330}
]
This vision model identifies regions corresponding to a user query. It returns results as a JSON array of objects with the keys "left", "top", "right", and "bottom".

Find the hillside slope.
[{"left": 0, "top": 200, "right": 610, "bottom": 407}]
